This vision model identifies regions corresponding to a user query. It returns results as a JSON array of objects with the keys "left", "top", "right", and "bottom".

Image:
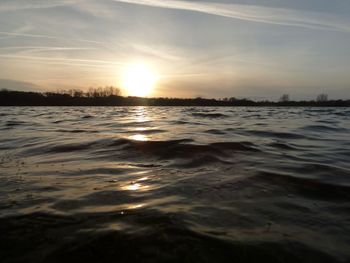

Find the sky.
[{"left": 0, "top": 0, "right": 350, "bottom": 100}]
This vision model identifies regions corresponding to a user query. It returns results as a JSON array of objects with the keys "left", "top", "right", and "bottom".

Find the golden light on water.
[
  {"left": 129, "top": 107, "right": 150, "bottom": 141},
  {"left": 121, "top": 182, "right": 149, "bottom": 191},
  {"left": 124, "top": 183, "right": 142, "bottom": 191},
  {"left": 128, "top": 204, "right": 145, "bottom": 209},
  {"left": 121, "top": 63, "right": 158, "bottom": 97},
  {"left": 121, "top": 174, "right": 152, "bottom": 192},
  {"left": 130, "top": 134, "right": 148, "bottom": 141}
]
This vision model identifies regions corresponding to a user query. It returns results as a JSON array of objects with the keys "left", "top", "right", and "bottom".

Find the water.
[{"left": 1, "top": 107, "right": 350, "bottom": 263}]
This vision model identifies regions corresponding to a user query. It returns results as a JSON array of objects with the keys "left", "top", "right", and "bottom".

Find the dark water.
[{"left": 1, "top": 107, "right": 350, "bottom": 263}]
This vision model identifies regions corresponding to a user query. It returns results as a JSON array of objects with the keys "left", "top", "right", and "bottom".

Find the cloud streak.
[
  {"left": 113, "top": 0, "right": 350, "bottom": 32},
  {"left": 0, "top": 31, "right": 105, "bottom": 45},
  {"left": 3, "top": 0, "right": 349, "bottom": 31},
  {"left": 0, "top": 54, "right": 126, "bottom": 68},
  {"left": 0, "top": 0, "right": 77, "bottom": 12}
]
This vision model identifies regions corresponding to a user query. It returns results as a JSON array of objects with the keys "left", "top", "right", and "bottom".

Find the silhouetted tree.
[
  {"left": 73, "top": 89, "right": 83, "bottom": 98},
  {"left": 279, "top": 94, "right": 290, "bottom": 102},
  {"left": 316, "top": 93, "right": 328, "bottom": 102},
  {"left": 85, "top": 86, "right": 121, "bottom": 98},
  {"left": 87, "top": 87, "right": 94, "bottom": 98}
]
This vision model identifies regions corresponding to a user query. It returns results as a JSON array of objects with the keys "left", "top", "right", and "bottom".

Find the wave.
[
  {"left": 257, "top": 170, "right": 350, "bottom": 200},
  {"left": 19, "top": 138, "right": 259, "bottom": 168},
  {"left": 205, "top": 129, "right": 227, "bottom": 135},
  {"left": 126, "top": 129, "right": 166, "bottom": 135},
  {"left": 0, "top": 210, "right": 341, "bottom": 263},
  {"left": 54, "top": 129, "right": 98, "bottom": 133},
  {"left": 301, "top": 125, "right": 348, "bottom": 133},
  {"left": 5, "top": 121, "right": 25, "bottom": 127},
  {"left": 268, "top": 142, "right": 298, "bottom": 150},
  {"left": 243, "top": 130, "right": 309, "bottom": 139},
  {"left": 191, "top": 113, "right": 228, "bottom": 118},
  {"left": 42, "top": 138, "right": 258, "bottom": 155}
]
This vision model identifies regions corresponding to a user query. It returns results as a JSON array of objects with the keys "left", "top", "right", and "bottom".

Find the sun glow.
[{"left": 121, "top": 63, "right": 158, "bottom": 97}]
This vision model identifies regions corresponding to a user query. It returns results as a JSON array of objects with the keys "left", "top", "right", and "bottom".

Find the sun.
[{"left": 121, "top": 63, "right": 158, "bottom": 97}]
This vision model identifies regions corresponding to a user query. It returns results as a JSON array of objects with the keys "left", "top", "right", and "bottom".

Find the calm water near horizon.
[{"left": 1, "top": 106, "right": 350, "bottom": 263}]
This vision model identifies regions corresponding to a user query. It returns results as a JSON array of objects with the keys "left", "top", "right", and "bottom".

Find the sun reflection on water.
[
  {"left": 127, "top": 203, "right": 144, "bottom": 209},
  {"left": 135, "top": 106, "right": 148, "bottom": 122},
  {"left": 130, "top": 134, "right": 148, "bottom": 141},
  {"left": 138, "top": 176, "right": 149, "bottom": 181},
  {"left": 129, "top": 107, "right": 150, "bottom": 141},
  {"left": 121, "top": 182, "right": 149, "bottom": 191}
]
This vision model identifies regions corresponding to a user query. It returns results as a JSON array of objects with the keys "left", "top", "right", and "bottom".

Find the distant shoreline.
[{"left": 1, "top": 90, "right": 349, "bottom": 107}]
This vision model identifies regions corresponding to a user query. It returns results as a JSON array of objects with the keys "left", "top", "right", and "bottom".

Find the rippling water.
[{"left": 1, "top": 107, "right": 350, "bottom": 263}]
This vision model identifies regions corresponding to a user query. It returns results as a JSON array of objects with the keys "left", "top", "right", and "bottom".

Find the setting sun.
[{"left": 121, "top": 63, "right": 158, "bottom": 97}]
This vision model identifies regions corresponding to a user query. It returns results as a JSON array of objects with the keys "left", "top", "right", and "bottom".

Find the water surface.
[{"left": 1, "top": 107, "right": 350, "bottom": 263}]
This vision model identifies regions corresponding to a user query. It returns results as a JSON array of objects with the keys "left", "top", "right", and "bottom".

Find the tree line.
[
  {"left": 0, "top": 88, "right": 349, "bottom": 106},
  {"left": 279, "top": 93, "right": 329, "bottom": 103},
  {"left": 51, "top": 86, "right": 121, "bottom": 98}
]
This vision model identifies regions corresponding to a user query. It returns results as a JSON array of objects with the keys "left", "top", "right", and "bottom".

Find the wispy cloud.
[
  {"left": 128, "top": 43, "right": 182, "bottom": 61},
  {"left": 0, "top": 0, "right": 77, "bottom": 12},
  {"left": 0, "top": 31, "right": 105, "bottom": 45},
  {"left": 0, "top": 46, "right": 97, "bottom": 57},
  {"left": 4, "top": 0, "right": 348, "bottom": 32},
  {"left": 0, "top": 46, "right": 95, "bottom": 51},
  {"left": 113, "top": 0, "right": 350, "bottom": 32},
  {"left": 0, "top": 54, "right": 126, "bottom": 68}
]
